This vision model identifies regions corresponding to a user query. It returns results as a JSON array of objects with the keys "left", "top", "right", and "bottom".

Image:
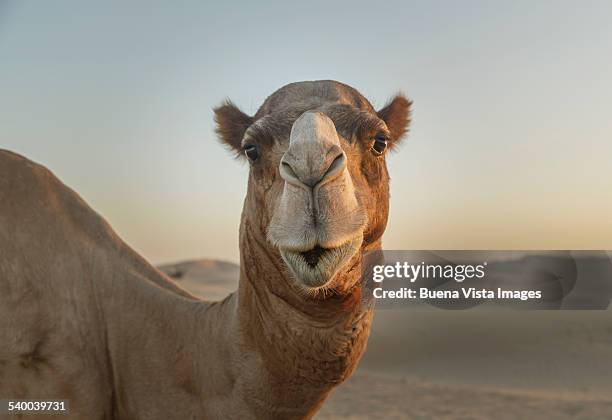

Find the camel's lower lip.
[{"left": 279, "top": 236, "right": 362, "bottom": 288}]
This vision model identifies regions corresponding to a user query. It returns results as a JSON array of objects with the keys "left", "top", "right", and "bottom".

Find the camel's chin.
[{"left": 279, "top": 236, "right": 362, "bottom": 290}]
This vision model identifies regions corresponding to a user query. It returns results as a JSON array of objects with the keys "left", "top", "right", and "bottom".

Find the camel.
[{"left": 0, "top": 80, "right": 411, "bottom": 419}]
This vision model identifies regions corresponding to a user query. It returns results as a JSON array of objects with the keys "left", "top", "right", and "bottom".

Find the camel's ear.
[
  {"left": 377, "top": 94, "right": 412, "bottom": 148},
  {"left": 214, "top": 100, "right": 253, "bottom": 156}
]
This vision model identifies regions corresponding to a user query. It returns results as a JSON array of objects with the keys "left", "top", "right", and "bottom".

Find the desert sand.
[{"left": 159, "top": 259, "right": 612, "bottom": 419}]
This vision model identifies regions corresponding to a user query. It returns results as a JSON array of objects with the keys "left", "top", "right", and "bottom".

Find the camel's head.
[{"left": 215, "top": 81, "right": 411, "bottom": 295}]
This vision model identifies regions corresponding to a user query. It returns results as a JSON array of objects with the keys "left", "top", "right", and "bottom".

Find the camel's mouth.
[
  {"left": 300, "top": 246, "right": 327, "bottom": 267},
  {"left": 279, "top": 236, "right": 362, "bottom": 289}
]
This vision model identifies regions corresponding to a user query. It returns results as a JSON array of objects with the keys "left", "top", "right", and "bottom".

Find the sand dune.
[
  {"left": 318, "top": 372, "right": 612, "bottom": 420},
  {"left": 158, "top": 259, "right": 239, "bottom": 301},
  {"left": 159, "top": 259, "right": 612, "bottom": 419}
]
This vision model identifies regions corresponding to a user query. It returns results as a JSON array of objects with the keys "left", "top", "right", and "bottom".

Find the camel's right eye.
[{"left": 244, "top": 145, "right": 259, "bottom": 161}]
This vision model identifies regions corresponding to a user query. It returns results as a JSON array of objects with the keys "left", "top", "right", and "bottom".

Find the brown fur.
[{"left": 0, "top": 80, "right": 410, "bottom": 419}]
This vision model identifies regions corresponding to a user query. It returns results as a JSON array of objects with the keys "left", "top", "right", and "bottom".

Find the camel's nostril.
[
  {"left": 326, "top": 152, "right": 345, "bottom": 176},
  {"left": 279, "top": 151, "right": 347, "bottom": 189},
  {"left": 280, "top": 159, "right": 314, "bottom": 188},
  {"left": 281, "top": 161, "right": 298, "bottom": 179},
  {"left": 280, "top": 111, "right": 348, "bottom": 189}
]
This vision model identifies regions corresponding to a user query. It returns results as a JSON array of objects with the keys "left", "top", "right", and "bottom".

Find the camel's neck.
[
  {"left": 230, "top": 220, "right": 374, "bottom": 418},
  {"left": 102, "top": 218, "right": 374, "bottom": 419}
]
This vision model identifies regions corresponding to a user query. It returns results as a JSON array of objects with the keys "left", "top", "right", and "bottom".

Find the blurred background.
[{"left": 2, "top": 0, "right": 611, "bottom": 265}]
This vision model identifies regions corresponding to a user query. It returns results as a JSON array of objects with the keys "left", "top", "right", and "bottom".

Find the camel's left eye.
[
  {"left": 244, "top": 144, "right": 259, "bottom": 161},
  {"left": 371, "top": 135, "right": 388, "bottom": 156}
]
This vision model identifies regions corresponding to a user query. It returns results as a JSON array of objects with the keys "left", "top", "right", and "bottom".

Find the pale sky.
[{"left": 1, "top": 1, "right": 611, "bottom": 264}]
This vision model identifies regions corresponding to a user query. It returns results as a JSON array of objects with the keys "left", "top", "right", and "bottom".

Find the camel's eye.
[
  {"left": 244, "top": 144, "right": 259, "bottom": 161},
  {"left": 371, "top": 135, "right": 388, "bottom": 156}
]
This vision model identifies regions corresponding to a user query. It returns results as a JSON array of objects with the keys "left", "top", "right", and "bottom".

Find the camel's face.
[{"left": 215, "top": 81, "right": 411, "bottom": 293}]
